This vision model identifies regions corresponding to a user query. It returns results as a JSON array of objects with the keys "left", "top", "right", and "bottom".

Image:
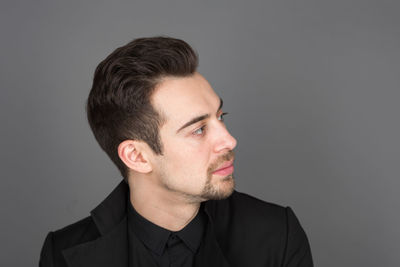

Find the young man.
[{"left": 39, "top": 37, "right": 313, "bottom": 267}]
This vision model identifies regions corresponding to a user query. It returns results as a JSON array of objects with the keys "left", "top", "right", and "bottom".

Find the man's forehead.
[{"left": 151, "top": 73, "right": 220, "bottom": 124}]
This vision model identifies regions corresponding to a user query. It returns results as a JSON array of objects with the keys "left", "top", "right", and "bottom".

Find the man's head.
[{"left": 87, "top": 37, "right": 237, "bottom": 201}]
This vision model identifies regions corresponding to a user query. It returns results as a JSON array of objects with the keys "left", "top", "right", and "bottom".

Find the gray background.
[{"left": 1, "top": 0, "right": 399, "bottom": 266}]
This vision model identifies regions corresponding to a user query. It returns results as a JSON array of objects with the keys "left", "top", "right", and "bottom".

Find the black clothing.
[
  {"left": 39, "top": 180, "right": 313, "bottom": 267},
  {"left": 127, "top": 195, "right": 207, "bottom": 266}
]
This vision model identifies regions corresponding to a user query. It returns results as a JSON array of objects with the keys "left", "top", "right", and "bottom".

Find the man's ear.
[{"left": 118, "top": 140, "right": 153, "bottom": 174}]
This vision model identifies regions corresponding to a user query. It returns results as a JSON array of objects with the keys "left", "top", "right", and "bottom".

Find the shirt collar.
[
  {"left": 127, "top": 195, "right": 207, "bottom": 256},
  {"left": 173, "top": 202, "right": 207, "bottom": 253},
  {"left": 90, "top": 180, "right": 229, "bottom": 238}
]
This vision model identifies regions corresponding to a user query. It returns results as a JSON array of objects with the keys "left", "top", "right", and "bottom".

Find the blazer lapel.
[
  {"left": 62, "top": 217, "right": 129, "bottom": 267},
  {"left": 62, "top": 180, "right": 130, "bottom": 267}
]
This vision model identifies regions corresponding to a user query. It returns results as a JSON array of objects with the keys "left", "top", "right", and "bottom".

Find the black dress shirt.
[{"left": 127, "top": 197, "right": 207, "bottom": 267}]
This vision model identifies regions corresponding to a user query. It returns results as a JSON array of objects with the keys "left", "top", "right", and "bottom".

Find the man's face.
[{"left": 150, "top": 73, "right": 237, "bottom": 202}]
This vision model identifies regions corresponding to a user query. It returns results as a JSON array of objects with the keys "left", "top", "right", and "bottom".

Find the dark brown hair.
[{"left": 86, "top": 37, "right": 198, "bottom": 180}]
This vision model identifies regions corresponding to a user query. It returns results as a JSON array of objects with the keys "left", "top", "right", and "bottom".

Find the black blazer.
[{"left": 39, "top": 181, "right": 313, "bottom": 267}]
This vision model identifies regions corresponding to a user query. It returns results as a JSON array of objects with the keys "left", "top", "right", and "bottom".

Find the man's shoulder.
[
  {"left": 205, "top": 192, "right": 313, "bottom": 266},
  {"left": 43, "top": 216, "right": 99, "bottom": 254},
  {"left": 40, "top": 216, "right": 100, "bottom": 266},
  {"left": 231, "top": 190, "right": 285, "bottom": 211},
  {"left": 214, "top": 190, "right": 286, "bottom": 217},
  {"left": 205, "top": 190, "right": 293, "bottom": 261},
  {"left": 53, "top": 216, "right": 99, "bottom": 245},
  {"left": 233, "top": 190, "right": 289, "bottom": 227},
  {"left": 207, "top": 190, "right": 288, "bottom": 231}
]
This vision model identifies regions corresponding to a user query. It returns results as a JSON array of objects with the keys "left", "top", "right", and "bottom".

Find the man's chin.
[{"left": 203, "top": 175, "right": 235, "bottom": 200}]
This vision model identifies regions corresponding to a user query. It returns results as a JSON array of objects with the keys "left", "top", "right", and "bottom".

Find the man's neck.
[{"left": 128, "top": 177, "right": 201, "bottom": 232}]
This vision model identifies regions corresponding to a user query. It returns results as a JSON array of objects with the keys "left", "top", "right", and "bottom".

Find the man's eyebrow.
[{"left": 176, "top": 98, "right": 223, "bottom": 134}]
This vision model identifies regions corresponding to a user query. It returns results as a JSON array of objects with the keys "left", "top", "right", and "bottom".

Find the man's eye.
[
  {"left": 193, "top": 125, "right": 206, "bottom": 136},
  {"left": 218, "top": 112, "right": 228, "bottom": 122}
]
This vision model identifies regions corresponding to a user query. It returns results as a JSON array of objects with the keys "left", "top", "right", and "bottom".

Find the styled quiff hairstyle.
[{"left": 86, "top": 37, "right": 198, "bottom": 180}]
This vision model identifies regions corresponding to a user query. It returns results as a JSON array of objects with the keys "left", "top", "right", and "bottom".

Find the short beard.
[
  {"left": 160, "top": 150, "right": 236, "bottom": 203},
  {"left": 200, "top": 173, "right": 235, "bottom": 200},
  {"left": 198, "top": 150, "right": 236, "bottom": 201}
]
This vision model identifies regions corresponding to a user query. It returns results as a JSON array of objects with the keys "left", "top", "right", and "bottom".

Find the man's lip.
[{"left": 213, "top": 160, "right": 234, "bottom": 172}]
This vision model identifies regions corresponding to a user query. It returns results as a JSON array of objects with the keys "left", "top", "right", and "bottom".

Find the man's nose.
[{"left": 214, "top": 126, "right": 237, "bottom": 153}]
